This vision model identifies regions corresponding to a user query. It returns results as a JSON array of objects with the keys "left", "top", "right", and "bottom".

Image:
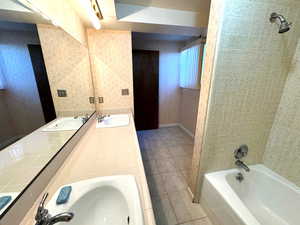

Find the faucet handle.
[
  {"left": 234, "top": 145, "right": 248, "bottom": 160},
  {"left": 35, "top": 193, "right": 49, "bottom": 222},
  {"left": 39, "top": 193, "right": 48, "bottom": 209}
]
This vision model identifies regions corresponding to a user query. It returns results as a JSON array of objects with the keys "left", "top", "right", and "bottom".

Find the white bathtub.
[{"left": 200, "top": 164, "right": 300, "bottom": 225}]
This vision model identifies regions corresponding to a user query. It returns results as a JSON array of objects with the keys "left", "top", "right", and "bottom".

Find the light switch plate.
[{"left": 89, "top": 97, "right": 95, "bottom": 104}]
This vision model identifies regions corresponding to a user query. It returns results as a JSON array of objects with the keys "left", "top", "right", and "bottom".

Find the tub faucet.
[
  {"left": 235, "top": 160, "right": 250, "bottom": 172},
  {"left": 35, "top": 193, "right": 74, "bottom": 225}
]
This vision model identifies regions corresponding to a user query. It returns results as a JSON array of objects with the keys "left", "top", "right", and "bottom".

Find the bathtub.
[{"left": 200, "top": 164, "right": 300, "bottom": 225}]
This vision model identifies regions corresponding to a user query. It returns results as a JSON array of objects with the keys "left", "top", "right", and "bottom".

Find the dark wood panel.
[
  {"left": 133, "top": 50, "right": 159, "bottom": 130},
  {"left": 28, "top": 44, "right": 56, "bottom": 123}
]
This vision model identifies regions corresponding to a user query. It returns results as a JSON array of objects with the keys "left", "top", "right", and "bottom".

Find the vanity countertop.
[{"left": 19, "top": 113, "right": 156, "bottom": 225}]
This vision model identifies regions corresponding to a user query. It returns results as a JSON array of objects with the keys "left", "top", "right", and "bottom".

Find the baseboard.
[
  {"left": 159, "top": 123, "right": 179, "bottom": 128},
  {"left": 178, "top": 124, "right": 194, "bottom": 138}
]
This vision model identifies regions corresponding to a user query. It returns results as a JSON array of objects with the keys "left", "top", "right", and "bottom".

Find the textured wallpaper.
[
  {"left": 179, "top": 88, "right": 200, "bottom": 136},
  {"left": 192, "top": 0, "right": 300, "bottom": 196},
  {"left": 87, "top": 29, "right": 134, "bottom": 112},
  {"left": 37, "top": 25, "right": 95, "bottom": 116}
]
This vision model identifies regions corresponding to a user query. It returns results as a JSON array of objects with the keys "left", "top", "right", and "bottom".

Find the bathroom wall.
[
  {"left": 192, "top": 0, "right": 300, "bottom": 197},
  {"left": 30, "top": 0, "right": 87, "bottom": 45},
  {"left": 132, "top": 39, "right": 182, "bottom": 125},
  {"left": 87, "top": 29, "right": 134, "bottom": 112},
  {"left": 37, "top": 24, "right": 95, "bottom": 116},
  {"left": 264, "top": 35, "right": 300, "bottom": 187},
  {"left": 179, "top": 88, "right": 200, "bottom": 136},
  {"left": 0, "top": 28, "right": 45, "bottom": 137}
]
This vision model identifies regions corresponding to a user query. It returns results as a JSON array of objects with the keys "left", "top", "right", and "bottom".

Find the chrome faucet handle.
[
  {"left": 234, "top": 145, "right": 248, "bottom": 160},
  {"left": 35, "top": 193, "right": 49, "bottom": 223}
]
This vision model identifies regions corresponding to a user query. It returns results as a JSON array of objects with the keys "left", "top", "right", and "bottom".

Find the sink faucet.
[
  {"left": 97, "top": 114, "right": 110, "bottom": 123},
  {"left": 35, "top": 193, "right": 74, "bottom": 225},
  {"left": 81, "top": 114, "right": 89, "bottom": 124}
]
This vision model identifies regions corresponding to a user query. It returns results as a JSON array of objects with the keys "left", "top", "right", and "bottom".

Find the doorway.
[
  {"left": 133, "top": 50, "right": 159, "bottom": 130},
  {"left": 28, "top": 44, "right": 56, "bottom": 123}
]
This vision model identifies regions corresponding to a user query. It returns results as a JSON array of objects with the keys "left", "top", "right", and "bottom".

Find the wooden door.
[
  {"left": 28, "top": 44, "right": 56, "bottom": 123},
  {"left": 133, "top": 50, "right": 159, "bottom": 130}
]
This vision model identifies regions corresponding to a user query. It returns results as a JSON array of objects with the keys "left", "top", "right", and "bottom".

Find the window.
[
  {"left": 179, "top": 43, "right": 205, "bottom": 89},
  {"left": 0, "top": 69, "right": 4, "bottom": 90}
]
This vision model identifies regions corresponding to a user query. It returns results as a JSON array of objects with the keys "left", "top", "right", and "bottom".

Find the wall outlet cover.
[
  {"left": 89, "top": 97, "right": 95, "bottom": 104},
  {"left": 98, "top": 97, "right": 104, "bottom": 103},
  {"left": 122, "top": 89, "right": 129, "bottom": 96},
  {"left": 57, "top": 89, "right": 67, "bottom": 97}
]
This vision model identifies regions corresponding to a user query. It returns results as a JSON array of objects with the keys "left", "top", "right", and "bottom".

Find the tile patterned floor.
[{"left": 137, "top": 126, "right": 212, "bottom": 225}]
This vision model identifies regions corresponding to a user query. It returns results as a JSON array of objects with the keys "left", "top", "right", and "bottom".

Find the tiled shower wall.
[
  {"left": 264, "top": 35, "right": 300, "bottom": 187},
  {"left": 193, "top": 0, "right": 300, "bottom": 196}
]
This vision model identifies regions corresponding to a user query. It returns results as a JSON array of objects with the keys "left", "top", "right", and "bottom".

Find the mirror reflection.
[{"left": 0, "top": 3, "right": 95, "bottom": 214}]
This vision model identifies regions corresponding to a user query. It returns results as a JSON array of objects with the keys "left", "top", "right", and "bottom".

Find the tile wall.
[{"left": 192, "top": 0, "right": 300, "bottom": 198}]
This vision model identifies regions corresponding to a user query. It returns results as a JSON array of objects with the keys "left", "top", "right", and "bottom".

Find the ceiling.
[
  {"left": 132, "top": 32, "right": 199, "bottom": 42},
  {"left": 116, "top": 0, "right": 208, "bottom": 12}
]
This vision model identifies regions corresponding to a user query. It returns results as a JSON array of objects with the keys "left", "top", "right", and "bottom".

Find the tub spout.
[{"left": 235, "top": 160, "right": 250, "bottom": 172}]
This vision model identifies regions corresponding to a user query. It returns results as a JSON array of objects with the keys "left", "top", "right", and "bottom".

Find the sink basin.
[
  {"left": 96, "top": 114, "right": 130, "bottom": 128},
  {"left": 46, "top": 175, "right": 144, "bottom": 225},
  {"left": 42, "top": 117, "right": 85, "bottom": 131}
]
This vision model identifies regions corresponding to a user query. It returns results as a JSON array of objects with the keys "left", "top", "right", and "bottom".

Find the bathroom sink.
[
  {"left": 46, "top": 175, "right": 144, "bottom": 225},
  {"left": 42, "top": 117, "right": 85, "bottom": 131},
  {"left": 96, "top": 114, "right": 130, "bottom": 128}
]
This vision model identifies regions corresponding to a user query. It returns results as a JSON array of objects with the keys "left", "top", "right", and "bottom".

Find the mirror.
[{"left": 0, "top": 1, "right": 95, "bottom": 215}]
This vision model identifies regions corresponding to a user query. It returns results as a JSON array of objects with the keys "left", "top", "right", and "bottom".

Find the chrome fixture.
[
  {"left": 234, "top": 144, "right": 248, "bottom": 160},
  {"left": 97, "top": 114, "right": 110, "bottom": 123},
  {"left": 235, "top": 160, "right": 250, "bottom": 172},
  {"left": 236, "top": 172, "right": 244, "bottom": 182},
  {"left": 270, "top": 12, "right": 292, "bottom": 33},
  {"left": 234, "top": 145, "right": 250, "bottom": 181},
  {"left": 35, "top": 193, "right": 74, "bottom": 225},
  {"left": 82, "top": 114, "right": 89, "bottom": 124}
]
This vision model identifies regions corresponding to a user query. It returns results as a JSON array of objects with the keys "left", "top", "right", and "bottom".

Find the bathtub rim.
[{"left": 203, "top": 164, "right": 300, "bottom": 225}]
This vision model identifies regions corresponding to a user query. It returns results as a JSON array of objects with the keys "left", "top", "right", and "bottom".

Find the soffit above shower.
[
  {"left": 116, "top": 0, "right": 209, "bottom": 12},
  {"left": 70, "top": 0, "right": 209, "bottom": 37}
]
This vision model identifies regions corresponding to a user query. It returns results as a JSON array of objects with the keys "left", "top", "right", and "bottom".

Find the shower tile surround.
[
  {"left": 137, "top": 127, "right": 212, "bottom": 225},
  {"left": 192, "top": 0, "right": 300, "bottom": 200}
]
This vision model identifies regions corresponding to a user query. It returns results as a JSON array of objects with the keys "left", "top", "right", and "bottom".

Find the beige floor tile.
[
  {"left": 156, "top": 158, "right": 177, "bottom": 173},
  {"left": 152, "top": 147, "right": 172, "bottom": 160},
  {"left": 181, "top": 170, "right": 192, "bottom": 188},
  {"left": 168, "top": 145, "right": 191, "bottom": 157},
  {"left": 146, "top": 174, "right": 168, "bottom": 198},
  {"left": 161, "top": 172, "right": 187, "bottom": 193},
  {"left": 169, "top": 190, "right": 206, "bottom": 223},
  {"left": 173, "top": 156, "right": 192, "bottom": 171},
  {"left": 152, "top": 195, "right": 178, "bottom": 225},
  {"left": 179, "top": 218, "right": 213, "bottom": 225},
  {"left": 144, "top": 159, "right": 160, "bottom": 175}
]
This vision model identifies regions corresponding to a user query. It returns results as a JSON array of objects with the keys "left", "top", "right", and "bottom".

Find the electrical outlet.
[
  {"left": 98, "top": 97, "right": 104, "bottom": 103},
  {"left": 57, "top": 89, "right": 67, "bottom": 97},
  {"left": 121, "top": 89, "right": 129, "bottom": 96}
]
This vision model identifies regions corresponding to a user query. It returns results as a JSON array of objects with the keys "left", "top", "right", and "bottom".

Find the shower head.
[{"left": 270, "top": 12, "right": 291, "bottom": 33}]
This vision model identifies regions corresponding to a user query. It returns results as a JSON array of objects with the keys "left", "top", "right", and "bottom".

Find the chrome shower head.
[{"left": 270, "top": 12, "right": 291, "bottom": 34}]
